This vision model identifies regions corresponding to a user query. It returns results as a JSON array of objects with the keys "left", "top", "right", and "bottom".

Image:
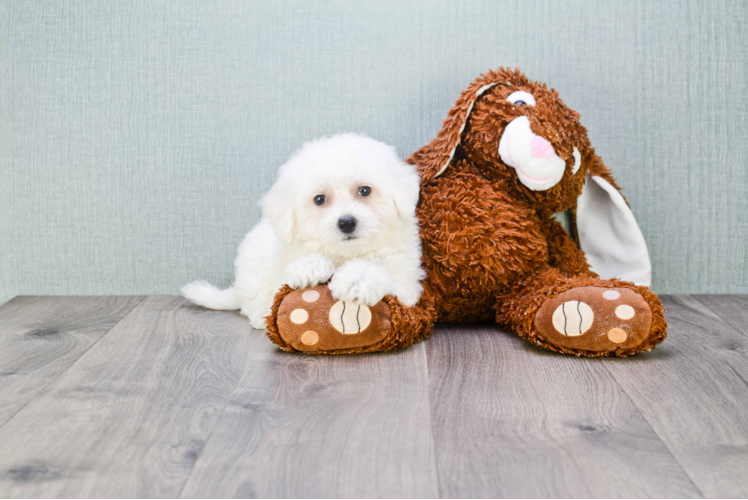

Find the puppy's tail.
[{"left": 181, "top": 280, "right": 241, "bottom": 311}]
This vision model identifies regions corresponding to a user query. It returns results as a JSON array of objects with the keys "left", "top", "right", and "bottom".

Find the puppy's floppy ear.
[
  {"left": 390, "top": 160, "right": 422, "bottom": 217},
  {"left": 260, "top": 176, "right": 296, "bottom": 243},
  {"left": 407, "top": 70, "right": 513, "bottom": 186},
  {"left": 575, "top": 154, "right": 652, "bottom": 286}
]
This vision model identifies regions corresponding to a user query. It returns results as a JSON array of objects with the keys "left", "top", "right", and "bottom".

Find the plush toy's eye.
[
  {"left": 507, "top": 91, "right": 536, "bottom": 107},
  {"left": 314, "top": 194, "right": 327, "bottom": 206},
  {"left": 357, "top": 186, "right": 371, "bottom": 197}
]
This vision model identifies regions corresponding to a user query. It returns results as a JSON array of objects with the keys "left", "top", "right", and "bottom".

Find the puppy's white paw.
[
  {"left": 286, "top": 254, "right": 336, "bottom": 289},
  {"left": 329, "top": 259, "right": 395, "bottom": 306}
]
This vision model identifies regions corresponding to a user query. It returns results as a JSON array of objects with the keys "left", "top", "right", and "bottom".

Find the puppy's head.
[{"left": 261, "top": 133, "right": 419, "bottom": 256}]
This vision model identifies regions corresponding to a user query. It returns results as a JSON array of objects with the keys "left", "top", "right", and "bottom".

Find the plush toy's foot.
[
  {"left": 269, "top": 285, "right": 392, "bottom": 353},
  {"left": 498, "top": 269, "right": 667, "bottom": 357},
  {"left": 266, "top": 284, "right": 437, "bottom": 354},
  {"left": 535, "top": 286, "right": 660, "bottom": 356}
]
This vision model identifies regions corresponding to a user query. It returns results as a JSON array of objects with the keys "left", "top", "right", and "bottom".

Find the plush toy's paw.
[
  {"left": 285, "top": 254, "right": 336, "bottom": 289},
  {"left": 535, "top": 286, "right": 654, "bottom": 355},
  {"left": 273, "top": 284, "right": 392, "bottom": 353}
]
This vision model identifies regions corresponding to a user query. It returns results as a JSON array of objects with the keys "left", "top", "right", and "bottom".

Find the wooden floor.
[{"left": 0, "top": 295, "right": 746, "bottom": 498}]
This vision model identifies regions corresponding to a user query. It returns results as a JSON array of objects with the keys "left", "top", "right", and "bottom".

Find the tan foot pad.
[
  {"left": 276, "top": 285, "right": 392, "bottom": 352},
  {"left": 535, "top": 286, "right": 653, "bottom": 353}
]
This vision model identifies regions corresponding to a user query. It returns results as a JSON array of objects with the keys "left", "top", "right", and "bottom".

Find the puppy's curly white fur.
[{"left": 182, "top": 133, "right": 424, "bottom": 329}]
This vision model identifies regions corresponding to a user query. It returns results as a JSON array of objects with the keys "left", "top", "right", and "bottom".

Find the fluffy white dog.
[{"left": 182, "top": 133, "right": 424, "bottom": 329}]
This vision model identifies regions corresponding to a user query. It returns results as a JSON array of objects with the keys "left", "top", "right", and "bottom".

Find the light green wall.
[{"left": 1, "top": 0, "right": 746, "bottom": 304}]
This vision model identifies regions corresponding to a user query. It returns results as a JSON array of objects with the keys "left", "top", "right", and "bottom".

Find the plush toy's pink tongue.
[{"left": 530, "top": 135, "right": 554, "bottom": 159}]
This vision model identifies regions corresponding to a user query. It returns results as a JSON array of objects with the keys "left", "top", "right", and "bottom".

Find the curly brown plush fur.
[{"left": 268, "top": 68, "right": 666, "bottom": 357}]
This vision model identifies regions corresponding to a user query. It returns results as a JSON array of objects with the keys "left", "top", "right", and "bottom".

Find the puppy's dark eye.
[
  {"left": 514, "top": 100, "right": 526, "bottom": 106},
  {"left": 314, "top": 195, "right": 326, "bottom": 206},
  {"left": 357, "top": 186, "right": 371, "bottom": 197}
]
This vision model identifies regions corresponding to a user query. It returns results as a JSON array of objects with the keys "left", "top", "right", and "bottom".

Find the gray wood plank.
[
  {"left": 0, "top": 296, "right": 144, "bottom": 427},
  {"left": 426, "top": 323, "right": 701, "bottom": 498},
  {"left": 180, "top": 342, "right": 439, "bottom": 498},
  {"left": 0, "top": 296, "right": 256, "bottom": 498},
  {"left": 691, "top": 294, "right": 748, "bottom": 337},
  {"left": 604, "top": 295, "right": 748, "bottom": 498}
]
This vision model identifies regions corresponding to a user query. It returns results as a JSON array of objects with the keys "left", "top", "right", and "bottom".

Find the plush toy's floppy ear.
[
  {"left": 576, "top": 173, "right": 652, "bottom": 286},
  {"left": 409, "top": 81, "right": 501, "bottom": 185}
]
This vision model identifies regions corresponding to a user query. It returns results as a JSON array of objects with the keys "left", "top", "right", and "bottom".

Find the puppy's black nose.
[{"left": 337, "top": 216, "right": 357, "bottom": 234}]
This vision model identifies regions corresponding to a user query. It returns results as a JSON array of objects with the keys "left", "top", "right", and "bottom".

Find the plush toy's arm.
[{"left": 539, "top": 218, "right": 596, "bottom": 277}]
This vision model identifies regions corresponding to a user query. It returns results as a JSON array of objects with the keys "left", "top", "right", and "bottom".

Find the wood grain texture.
[
  {"left": 426, "top": 323, "right": 701, "bottom": 498},
  {"left": 2, "top": 295, "right": 747, "bottom": 498},
  {"left": 0, "top": 296, "right": 144, "bottom": 427},
  {"left": 603, "top": 295, "right": 748, "bottom": 498},
  {"left": 0, "top": 297, "right": 256, "bottom": 498},
  {"left": 691, "top": 294, "right": 748, "bottom": 337},
  {"left": 180, "top": 342, "right": 438, "bottom": 498}
]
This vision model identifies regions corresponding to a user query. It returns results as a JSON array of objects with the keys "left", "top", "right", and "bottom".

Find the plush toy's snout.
[
  {"left": 497, "top": 116, "right": 582, "bottom": 191},
  {"left": 530, "top": 135, "right": 555, "bottom": 159}
]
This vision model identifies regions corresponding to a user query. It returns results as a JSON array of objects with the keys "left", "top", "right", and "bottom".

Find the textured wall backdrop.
[{"left": 1, "top": 0, "right": 746, "bottom": 304}]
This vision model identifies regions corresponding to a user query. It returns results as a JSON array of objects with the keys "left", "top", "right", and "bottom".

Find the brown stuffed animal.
[{"left": 267, "top": 68, "right": 667, "bottom": 357}]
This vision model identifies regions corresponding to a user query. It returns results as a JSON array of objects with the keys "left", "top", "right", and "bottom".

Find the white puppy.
[{"left": 182, "top": 133, "right": 424, "bottom": 329}]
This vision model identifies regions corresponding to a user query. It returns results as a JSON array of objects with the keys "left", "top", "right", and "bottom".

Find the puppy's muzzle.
[{"left": 337, "top": 215, "right": 357, "bottom": 235}]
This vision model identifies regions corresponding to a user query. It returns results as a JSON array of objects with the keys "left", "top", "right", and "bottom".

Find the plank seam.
[
  {"left": 600, "top": 299, "right": 708, "bottom": 500},
  {"left": 602, "top": 365, "right": 706, "bottom": 498},
  {"left": 0, "top": 296, "right": 147, "bottom": 430},
  {"left": 422, "top": 340, "right": 444, "bottom": 499},
  {"left": 177, "top": 337, "right": 253, "bottom": 499},
  {"left": 691, "top": 295, "right": 748, "bottom": 339}
]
